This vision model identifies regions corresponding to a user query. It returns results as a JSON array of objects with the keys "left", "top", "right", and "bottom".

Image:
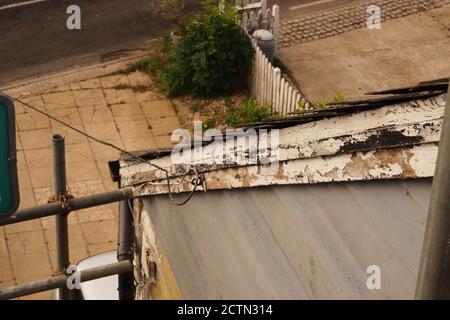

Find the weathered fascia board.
[
  {"left": 126, "top": 143, "right": 438, "bottom": 197},
  {"left": 281, "top": 94, "right": 446, "bottom": 145},
  {"left": 280, "top": 94, "right": 445, "bottom": 159},
  {"left": 120, "top": 95, "right": 445, "bottom": 196}
]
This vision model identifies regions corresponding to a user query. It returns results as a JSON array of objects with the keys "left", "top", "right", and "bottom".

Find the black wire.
[{"left": 1, "top": 91, "right": 199, "bottom": 206}]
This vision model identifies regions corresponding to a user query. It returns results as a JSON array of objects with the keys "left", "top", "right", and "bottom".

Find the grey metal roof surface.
[{"left": 142, "top": 178, "right": 431, "bottom": 299}]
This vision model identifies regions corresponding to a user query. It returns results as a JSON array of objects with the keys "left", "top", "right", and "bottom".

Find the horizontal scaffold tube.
[
  {"left": 0, "top": 187, "right": 133, "bottom": 226},
  {"left": 0, "top": 260, "right": 133, "bottom": 300}
]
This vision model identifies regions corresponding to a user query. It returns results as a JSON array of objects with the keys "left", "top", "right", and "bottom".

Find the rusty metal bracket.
[{"left": 47, "top": 191, "right": 74, "bottom": 216}]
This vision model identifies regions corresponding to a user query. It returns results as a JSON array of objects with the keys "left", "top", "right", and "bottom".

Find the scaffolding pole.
[
  {"left": 416, "top": 91, "right": 450, "bottom": 299},
  {"left": 0, "top": 261, "right": 132, "bottom": 300},
  {"left": 0, "top": 188, "right": 133, "bottom": 227},
  {"left": 0, "top": 134, "right": 136, "bottom": 300},
  {"left": 52, "top": 134, "right": 70, "bottom": 300}
]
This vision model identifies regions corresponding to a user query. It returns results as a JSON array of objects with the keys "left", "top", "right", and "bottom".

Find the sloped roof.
[
  {"left": 118, "top": 90, "right": 447, "bottom": 198},
  {"left": 142, "top": 178, "right": 431, "bottom": 299}
]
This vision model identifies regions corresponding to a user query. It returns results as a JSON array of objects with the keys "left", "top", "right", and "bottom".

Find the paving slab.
[
  {"left": 0, "top": 56, "right": 187, "bottom": 298},
  {"left": 279, "top": 5, "right": 450, "bottom": 102},
  {"left": 279, "top": 0, "right": 450, "bottom": 48}
]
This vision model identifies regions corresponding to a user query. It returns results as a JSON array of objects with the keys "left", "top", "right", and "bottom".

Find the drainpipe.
[
  {"left": 416, "top": 91, "right": 450, "bottom": 299},
  {"left": 117, "top": 200, "right": 134, "bottom": 300}
]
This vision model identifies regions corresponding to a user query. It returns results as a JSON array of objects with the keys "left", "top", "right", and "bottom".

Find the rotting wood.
[
  {"left": 119, "top": 96, "right": 445, "bottom": 197},
  {"left": 126, "top": 143, "right": 438, "bottom": 197}
]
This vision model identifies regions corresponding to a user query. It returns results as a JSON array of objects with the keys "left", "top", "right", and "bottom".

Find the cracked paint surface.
[{"left": 120, "top": 95, "right": 445, "bottom": 197}]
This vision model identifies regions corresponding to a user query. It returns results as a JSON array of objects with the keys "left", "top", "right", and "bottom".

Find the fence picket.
[
  {"left": 274, "top": 68, "right": 281, "bottom": 113},
  {"left": 284, "top": 81, "right": 289, "bottom": 115},
  {"left": 288, "top": 87, "right": 294, "bottom": 114},
  {"left": 266, "top": 58, "right": 271, "bottom": 105},
  {"left": 279, "top": 78, "right": 285, "bottom": 115},
  {"left": 287, "top": 86, "right": 293, "bottom": 115},
  {"left": 267, "top": 60, "right": 272, "bottom": 106},
  {"left": 262, "top": 56, "right": 266, "bottom": 105},
  {"left": 241, "top": 3, "right": 307, "bottom": 117},
  {"left": 295, "top": 93, "right": 301, "bottom": 111},
  {"left": 257, "top": 49, "right": 263, "bottom": 104},
  {"left": 256, "top": 46, "right": 260, "bottom": 101},
  {"left": 264, "top": 57, "right": 269, "bottom": 105},
  {"left": 290, "top": 89, "right": 297, "bottom": 114},
  {"left": 259, "top": 50, "right": 264, "bottom": 105}
]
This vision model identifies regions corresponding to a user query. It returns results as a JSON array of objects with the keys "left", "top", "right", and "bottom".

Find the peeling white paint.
[
  {"left": 127, "top": 144, "right": 438, "bottom": 197},
  {"left": 120, "top": 95, "right": 444, "bottom": 197}
]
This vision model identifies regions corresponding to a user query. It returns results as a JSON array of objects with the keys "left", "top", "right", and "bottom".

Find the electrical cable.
[{"left": 0, "top": 91, "right": 200, "bottom": 206}]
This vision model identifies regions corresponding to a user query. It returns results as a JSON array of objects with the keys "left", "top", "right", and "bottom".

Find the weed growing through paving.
[
  {"left": 333, "top": 90, "right": 346, "bottom": 103},
  {"left": 312, "top": 91, "right": 347, "bottom": 110},
  {"left": 296, "top": 98, "right": 307, "bottom": 112},
  {"left": 316, "top": 98, "right": 329, "bottom": 110},
  {"left": 128, "top": 2, "right": 253, "bottom": 98},
  {"left": 226, "top": 98, "right": 273, "bottom": 127},
  {"left": 112, "top": 84, "right": 149, "bottom": 93}
]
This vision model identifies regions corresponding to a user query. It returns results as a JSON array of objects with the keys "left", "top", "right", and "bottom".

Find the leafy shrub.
[
  {"left": 158, "top": 3, "right": 254, "bottom": 97},
  {"left": 226, "top": 98, "right": 272, "bottom": 126}
]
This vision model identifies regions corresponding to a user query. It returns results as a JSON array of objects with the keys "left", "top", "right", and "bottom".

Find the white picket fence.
[
  {"left": 236, "top": 2, "right": 309, "bottom": 116},
  {"left": 250, "top": 39, "right": 309, "bottom": 116}
]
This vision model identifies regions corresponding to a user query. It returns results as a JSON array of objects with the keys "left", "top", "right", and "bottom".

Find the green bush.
[
  {"left": 159, "top": 3, "right": 254, "bottom": 97},
  {"left": 226, "top": 98, "right": 272, "bottom": 126}
]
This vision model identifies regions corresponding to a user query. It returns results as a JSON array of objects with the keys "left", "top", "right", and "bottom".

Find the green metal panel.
[{"left": 0, "top": 95, "right": 19, "bottom": 217}]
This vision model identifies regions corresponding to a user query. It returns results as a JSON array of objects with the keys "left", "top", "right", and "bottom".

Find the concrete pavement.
[
  {"left": 278, "top": 0, "right": 450, "bottom": 102},
  {"left": 0, "top": 56, "right": 188, "bottom": 299}
]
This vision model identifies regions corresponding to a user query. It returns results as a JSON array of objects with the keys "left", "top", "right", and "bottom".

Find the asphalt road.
[
  {"left": 0, "top": 0, "right": 365, "bottom": 86},
  {"left": 0, "top": 0, "right": 199, "bottom": 86}
]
